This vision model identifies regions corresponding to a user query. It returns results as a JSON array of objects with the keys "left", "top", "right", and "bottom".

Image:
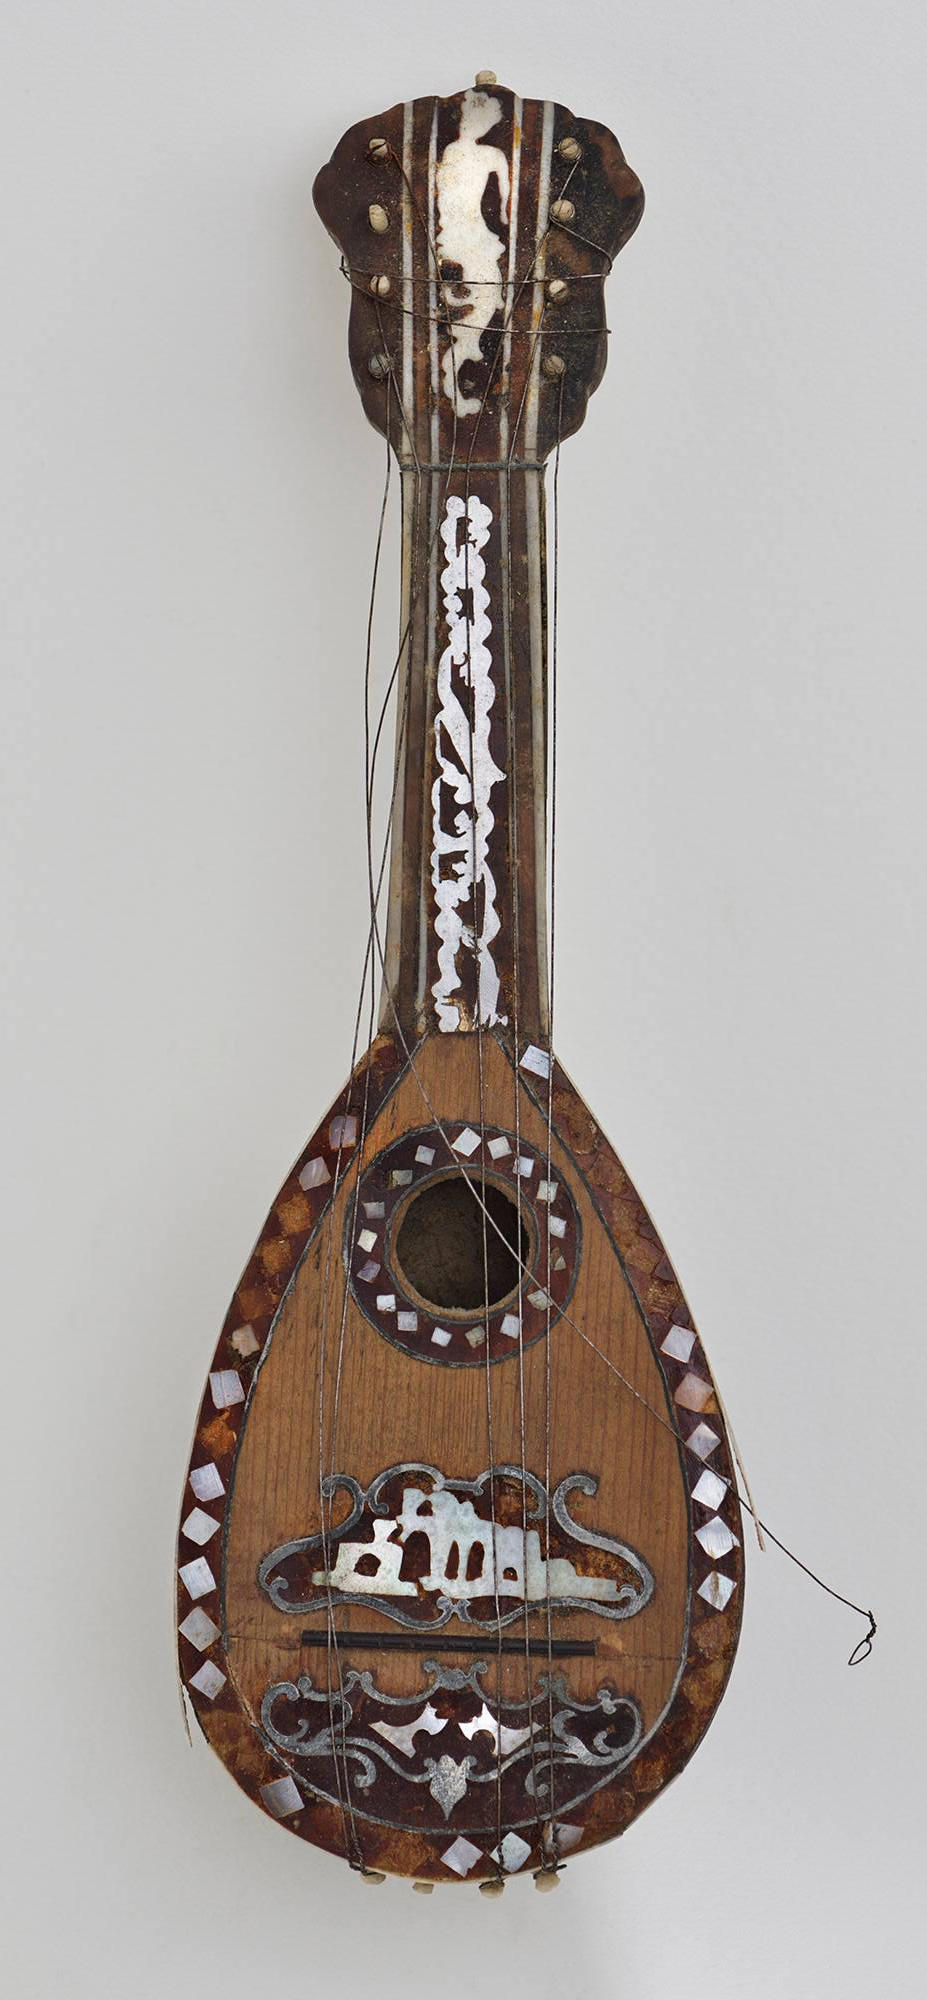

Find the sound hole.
[{"left": 393, "top": 1174, "right": 528, "bottom": 1314}]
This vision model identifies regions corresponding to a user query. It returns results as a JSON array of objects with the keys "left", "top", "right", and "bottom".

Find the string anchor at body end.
[
  {"left": 360, "top": 1867, "right": 387, "bottom": 1885},
  {"left": 479, "top": 1877, "right": 506, "bottom": 1898},
  {"left": 534, "top": 1866, "right": 562, "bottom": 1892}
]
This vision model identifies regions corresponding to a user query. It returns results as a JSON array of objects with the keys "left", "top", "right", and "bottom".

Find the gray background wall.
[{"left": 2, "top": 4, "right": 923, "bottom": 1995}]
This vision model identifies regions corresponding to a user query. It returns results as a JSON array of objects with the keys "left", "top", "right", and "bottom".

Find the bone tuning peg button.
[
  {"left": 546, "top": 278, "right": 569, "bottom": 302},
  {"left": 534, "top": 1868, "right": 560, "bottom": 1892},
  {"left": 369, "top": 274, "right": 391, "bottom": 298},
  {"left": 550, "top": 198, "right": 576, "bottom": 225},
  {"left": 367, "top": 136, "right": 390, "bottom": 162},
  {"left": 479, "top": 1877, "right": 506, "bottom": 1897},
  {"left": 368, "top": 203, "right": 390, "bottom": 233},
  {"left": 412, "top": 1880, "right": 435, "bottom": 1895},
  {"left": 368, "top": 352, "right": 391, "bottom": 380},
  {"left": 475, "top": 70, "right": 497, "bottom": 87},
  {"left": 542, "top": 353, "right": 566, "bottom": 380},
  {"left": 557, "top": 135, "right": 582, "bottom": 161},
  {"left": 361, "top": 1868, "right": 387, "bottom": 1885}
]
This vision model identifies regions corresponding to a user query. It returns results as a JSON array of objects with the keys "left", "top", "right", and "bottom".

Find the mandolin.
[{"left": 177, "top": 72, "right": 744, "bottom": 1888}]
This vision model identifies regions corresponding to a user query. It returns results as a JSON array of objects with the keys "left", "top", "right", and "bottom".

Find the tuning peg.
[
  {"left": 542, "top": 353, "right": 566, "bottom": 380},
  {"left": 368, "top": 203, "right": 390, "bottom": 234},
  {"left": 367, "top": 136, "right": 390, "bottom": 162},
  {"left": 367, "top": 352, "right": 391, "bottom": 381},
  {"left": 546, "top": 278, "right": 569, "bottom": 303},
  {"left": 550, "top": 198, "right": 576, "bottom": 225},
  {"left": 557, "top": 135, "right": 582, "bottom": 162},
  {"left": 369, "top": 274, "right": 392, "bottom": 298},
  {"left": 475, "top": 70, "right": 497, "bottom": 87}
]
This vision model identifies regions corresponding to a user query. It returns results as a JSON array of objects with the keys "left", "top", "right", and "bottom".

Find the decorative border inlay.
[{"left": 344, "top": 1121, "right": 580, "bottom": 1365}]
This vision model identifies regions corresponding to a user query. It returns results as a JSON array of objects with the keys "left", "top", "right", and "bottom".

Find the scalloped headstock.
[{"left": 313, "top": 78, "right": 643, "bottom": 465}]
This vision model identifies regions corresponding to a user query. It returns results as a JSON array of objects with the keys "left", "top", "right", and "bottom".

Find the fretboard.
[{"left": 380, "top": 460, "right": 550, "bottom": 1042}]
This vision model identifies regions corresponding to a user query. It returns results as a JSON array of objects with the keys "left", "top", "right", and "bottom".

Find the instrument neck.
[{"left": 380, "top": 462, "right": 550, "bottom": 1044}]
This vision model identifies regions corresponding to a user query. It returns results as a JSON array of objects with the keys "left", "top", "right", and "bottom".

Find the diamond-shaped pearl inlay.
[
  {"left": 698, "top": 1570, "right": 737, "bottom": 1611},
  {"left": 692, "top": 1467, "right": 729, "bottom": 1509},
  {"left": 179, "top": 1556, "right": 216, "bottom": 1601},
  {"left": 329, "top": 1115, "right": 357, "bottom": 1148},
  {"left": 189, "top": 1462, "right": 224, "bottom": 1503},
  {"left": 520, "top": 1044, "right": 552, "bottom": 1080},
  {"left": 442, "top": 1835, "right": 483, "bottom": 1877},
  {"left": 230, "top": 1324, "right": 259, "bottom": 1359},
  {"left": 179, "top": 1606, "right": 220, "bottom": 1651},
  {"left": 182, "top": 1507, "right": 220, "bottom": 1546},
  {"left": 537, "top": 1180, "right": 558, "bottom": 1202},
  {"left": 661, "top": 1324, "right": 695, "bottom": 1364},
  {"left": 397, "top": 1310, "right": 418, "bottom": 1333},
  {"left": 493, "top": 1831, "right": 532, "bottom": 1872},
  {"left": 687, "top": 1421, "right": 721, "bottom": 1462},
  {"left": 431, "top": 1327, "right": 452, "bottom": 1347},
  {"left": 674, "top": 1372, "right": 713, "bottom": 1412},
  {"left": 358, "top": 1259, "right": 380, "bottom": 1282},
  {"left": 695, "top": 1516, "right": 739, "bottom": 1559},
  {"left": 209, "top": 1369, "right": 244, "bottom": 1410},
  {"left": 357, "top": 1228, "right": 377, "bottom": 1253},
  {"left": 500, "top": 1313, "right": 520, "bottom": 1338},
  {"left": 260, "top": 1775, "right": 303, "bottom": 1818},
  {"left": 189, "top": 1659, "right": 226, "bottom": 1700},
  {"left": 452, "top": 1127, "right": 481, "bottom": 1157},
  {"left": 488, "top": 1135, "right": 511, "bottom": 1158},
  {"left": 298, "top": 1155, "right": 330, "bottom": 1190},
  {"left": 415, "top": 1145, "right": 435, "bottom": 1165},
  {"left": 376, "top": 1293, "right": 396, "bottom": 1312}
]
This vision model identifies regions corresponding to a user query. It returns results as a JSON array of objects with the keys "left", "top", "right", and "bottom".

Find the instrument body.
[{"left": 178, "top": 79, "right": 743, "bottom": 1884}]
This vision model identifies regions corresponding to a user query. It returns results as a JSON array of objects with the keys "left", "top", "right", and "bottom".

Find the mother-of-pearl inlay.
[
  {"left": 431, "top": 493, "right": 506, "bottom": 1031},
  {"left": 435, "top": 89, "right": 510, "bottom": 415}
]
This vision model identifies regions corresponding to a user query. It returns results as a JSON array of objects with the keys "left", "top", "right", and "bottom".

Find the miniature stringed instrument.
[{"left": 178, "top": 73, "right": 744, "bottom": 1888}]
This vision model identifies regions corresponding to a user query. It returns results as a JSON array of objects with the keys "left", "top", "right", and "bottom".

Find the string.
[
  {"left": 541, "top": 369, "right": 565, "bottom": 1856},
  {"left": 313, "top": 548, "right": 388, "bottom": 1869},
  {"left": 498, "top": 123, "right": 546, "bottom": 1835},
  {"left": 325, "top": 376, "right": 404, "bottom": 1868}
]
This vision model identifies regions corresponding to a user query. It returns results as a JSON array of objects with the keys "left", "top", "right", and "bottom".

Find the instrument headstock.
[{"left": 313, "top": 77, "right": 644, "bottom": 464}]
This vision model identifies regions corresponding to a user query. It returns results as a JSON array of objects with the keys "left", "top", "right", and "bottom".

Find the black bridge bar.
[{"left": 299, "top": 1631, "right": 596, "bottom": 1657}]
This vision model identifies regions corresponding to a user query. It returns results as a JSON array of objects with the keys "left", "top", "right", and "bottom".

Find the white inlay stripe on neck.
[{"left": 431, "top": 494, "right": 506, "bottom": 1031}]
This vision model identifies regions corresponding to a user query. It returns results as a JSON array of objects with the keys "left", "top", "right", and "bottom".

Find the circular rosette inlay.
[{"left": 345, "top": 1122, "right": 580, "bottom": 1365}]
